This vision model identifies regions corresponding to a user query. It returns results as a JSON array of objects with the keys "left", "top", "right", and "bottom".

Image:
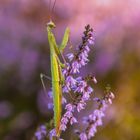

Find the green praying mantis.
[{"left": 40, "top": 19, "right": 70, "bottom": 137}]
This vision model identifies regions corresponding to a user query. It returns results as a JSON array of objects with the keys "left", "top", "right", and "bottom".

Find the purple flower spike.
[{"left": 77, "top": 91, "right": 115, "bottom": 140}]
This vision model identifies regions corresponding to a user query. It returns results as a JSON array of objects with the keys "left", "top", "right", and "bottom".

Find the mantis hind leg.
[
  {"left": 40, "top": 73, "right": 52, "bottom": 95},
  {"left": 40, "top": 73, "right": 52, "bottom": 81}
]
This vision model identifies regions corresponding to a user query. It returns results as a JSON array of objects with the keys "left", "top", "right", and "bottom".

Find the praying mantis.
[{"left": 40, "top": 15, "right": 70, "bottom": 137}]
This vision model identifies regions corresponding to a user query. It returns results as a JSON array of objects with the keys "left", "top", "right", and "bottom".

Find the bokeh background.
[{"left": 0, "top": 0, "right": 140, "bottom": 140}]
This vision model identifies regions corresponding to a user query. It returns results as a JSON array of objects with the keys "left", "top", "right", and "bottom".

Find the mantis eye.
[{"left": 47, "top": 20, "right": 56, "bottom": 28}]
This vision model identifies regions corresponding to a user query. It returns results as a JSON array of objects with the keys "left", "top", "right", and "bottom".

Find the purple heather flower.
[
  {"left": 60, "top": 112, "right": 70, "bottom": 131},
  {"left": 109, "top": 92, "right": 115, "bottom": 100},
  {"left": 76, "top": 76, "right": 83, "bottom": 81},
  {"left": 79, "top": 132, "right": 87, "bottom": 140},
  {"left": 88, "top": 37, "right": 94, "bottom": 45},
  {"left": 63, "top": 85, "right": 71, "bottom": 93},
  {"left": 64, "top": 111, "right": 73, "bottom": 119},
  {"left": 47, "top": 103, "right": 53, "bottom": 109},
  {"left": 35, "top": 132, "right": 42, "bottom": 140},
  {"left": 86, "top": 86, "right": 93, "bottom": 94},
  {"left": 35, "top": 125, "right": 47, "bottom": 140},
  {"left": 62, "top": 96, "right": 67, "bottom": 104},
  {"left": 61, "top": 117, "right": 69, "bottom": 124},
  {"left": 78, "top": 58, "right": 88, "bottom": 67},
  {"left": 62, "top": 63, "right": 70, "bottom": 76},
  {"left": 82, "top": 92, "right": 90, "bottom": 101},
  {"left": 88, "top": 114, "right": 96, "bottom": 121},
  {"left": 78, "top": 52, "right": 89, "bottom": 66},
  {"left": 74, "top": 80, "right": 87, "bottom": 93},
  {"left": 108, "top": 98, "right": 113, "bottom": 104},
  {"left": 60, "top": 123, "right": 67, "bottom": 131},
  {"left": 93, "top": 77, "right": 97, "bottom": 84},
  {"left": 100, "top": 100, "right": 108, "bottom": 111},
  {"left": 82, "top": 116, "right": 89, "bottom": 124},
  {"left": 70, "top": 116, "right": 78, "bottom": 125},
  {"left": 65, "top": 103, "right": 75, "bottom": 112},
  {"left": 77, "top": 102, "right": 86, "bottom": 112},
  {"left": 84, "top": 45, "right": 90, "bottom": 53},
  {"left": 79, "top": 51, "right": 88, "bottom": 59},
  {"left": 63, "top": 74, "right": 77, "bottom": 93},
  {"left": 81, "top": 85, "right": 93, "bottom": 101},
  {"left": 48, "top": 91, "right": 53, "bottom": 98},
  {"left": 66, "top": 53, "right": 74, "bottom": 61},
  {"left": 93, "top": 97, "right": 100, "bottom": 102},
  {"left": 71, "top": 61, "right": 80, "bottom": 73},
  {"left": 62, "top": 69, "right": 68, "bottom": 76},
  {"left": 49, "top": 129, "right": 56, "bottom": 140},
  {"left": 95, "top": 118, "right": 103, "bottom": 126},
  {"left": 87, "top": 125, "right": 97, "bottom": 139},
  {"left": 94, "top": 109, "right": 105, "bottom": 118},
  {"left": 66, "top": 76, "right": 77, "bottom": 87},
  {"left": 49, "top": 129, "right": 63, "bottom": 140}
]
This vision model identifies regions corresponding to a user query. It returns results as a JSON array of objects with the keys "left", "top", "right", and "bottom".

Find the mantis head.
[{"left": 47, "top": 20, "right": 56, "bottom": 29}]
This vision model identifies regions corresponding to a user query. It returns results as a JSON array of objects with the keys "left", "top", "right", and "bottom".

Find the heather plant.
[{"left": 35, "top": 19, "right": 115, "bottom": 140}]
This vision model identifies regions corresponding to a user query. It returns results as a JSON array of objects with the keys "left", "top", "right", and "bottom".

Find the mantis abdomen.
[{"left": 51, "top": 54, "right": 62, "bottom": 136}]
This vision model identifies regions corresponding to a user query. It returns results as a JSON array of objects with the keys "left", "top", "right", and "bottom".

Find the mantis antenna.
[
  {"left": 49, "top": 0, "right": 51, "bottom": 19},
  {"left": 49, "top": 0, "right": 57, "bottom": 20}
]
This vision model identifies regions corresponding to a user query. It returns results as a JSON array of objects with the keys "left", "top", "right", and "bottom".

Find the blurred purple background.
[{"left": 0, "top": 0, "right": 140, "bottom": 140}]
